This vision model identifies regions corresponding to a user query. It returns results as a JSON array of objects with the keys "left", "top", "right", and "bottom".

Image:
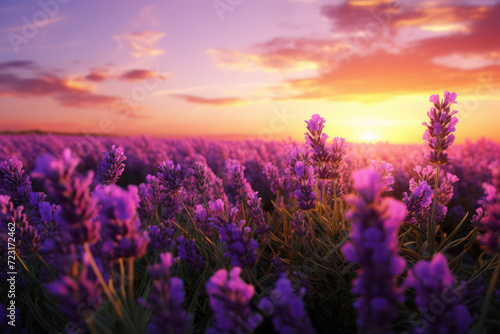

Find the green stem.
[{"left": 428, "top": 164, "right": 440, "bottom": 257}]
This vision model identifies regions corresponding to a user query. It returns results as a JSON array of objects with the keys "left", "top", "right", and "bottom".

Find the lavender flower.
[
  {"left": 48, "top": 254, "right": 102, "bottom": 327},
  {"left": 342, "top": 169, "right": 407, "bottom": 333},
  {"left": 0, "top": 196, "right": 40, "bottom": 257},
  {"left": 148, "top": 221, "right": 176, "bottom": 251},
  {"left": 293, "top": 161, "right": 317, "bottom": 211},
  {"left": 305, "top": 114, "right": 330, "bottom": 165},
  {"left": 144, "top": 252, "right": 191, "bottom": 334},
  {"left": 206, "top": 267, "right": 260, "bottom": 334},
  {"left": 477, "top": 182, "right": 500, "bottom": 254},
  {"left": 272, "top": 255, "right": 288, "bottom": 279},
  {"left": 158, "top": 161, "right": 183, "bottom": 195},
  {"left": 247, "top": 192, "right": 269, "bottom": 235},
  {"left": 176, "top": 236, "right": 205, "bottom": 271},
  {"left": 225, "top": 159, "right": 252, "bottom": 204},
  {"left": 403, "top": 181, "right": 433, "bottom": 224},
  {"left": 471, "top": 207, "right": 486, "bottom": 229},
  {"left": 97, "top": 145, "right": 126, "bottom": 186},
  {"left": 31, "top": 149, "right": 99, "bottom": 245},
  {"left": 193, "top": 204, "right": 216, "bottom": 239},
  {"left": 406, "top": 254, "right": 472, "bottom": 334},
  {"left": 423, "top": 91, "right": 459, "bottom": 165},
  {"left": 263, "top": 162, "right": 285, "bottom": 194},
  {"left": 219, "top": 217, "right": 258, "bottom": 268},
  {"left": 370, "top": 160, "right": 394, "bottom": 192},
  {"left": 0, "top": 157, "right": 32, "bottom": 203},
  {"left": 95, "top": 185, "right": 149, "bottom": 260},
  {"left": 258, "top": 277, "right": 316, "bottom": 334},
  {"left": 191, "top": 161, "right": 207, "bottom": 195},
  {"left": 330, "top": 137, "right": 349, "bottom": 180}
]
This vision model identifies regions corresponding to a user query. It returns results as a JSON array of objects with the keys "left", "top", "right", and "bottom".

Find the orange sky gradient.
[{"left": 0, "top": 0, "right": 499, "bottom": 144}]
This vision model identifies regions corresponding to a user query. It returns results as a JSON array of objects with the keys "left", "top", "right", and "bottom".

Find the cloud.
[
  {"left": 207, "top": 39, "right": 336, "bottom": 72},
  {"left": 123, "top": 31, "right": 166, "bottom": 58},
  {"left": 84, "top": 68, "right": 113, "bottom": 82},
  {"left": 206, "top": 1, "right": 500, "bottom": 102},
  {"left": 172, "top": 94, "right": 248, "bottom": 106},
  {"left": 0, "top": 70, "right": 119, "bottom": 109},
  {"left": 433, "top": 53, "right": 500, "bottom": 70},
  {"left": 119, "top": 69, "right": 169, "bottom": 82},
  {"left": 0, "top": 60, "right": 37, "bottom": 71}
]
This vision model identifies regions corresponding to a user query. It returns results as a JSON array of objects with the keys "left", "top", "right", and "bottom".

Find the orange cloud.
[
  {"left": 123, "top": 31, "right": 166, "bottom": 58},
  {"left": 173, "top": 94, "right": 248, "bottom": 106},
  {"left": 0, "top": 65, "right": 117, "bottom": 110},
  {"left": 85, "top": 68, "right": 113, "bottom": 82},
  {"left": 207, "top": 2, "right": 500, "bottom": 103},
  {"left": 119, "top": 69, "right": 169, "bottom": 82}
]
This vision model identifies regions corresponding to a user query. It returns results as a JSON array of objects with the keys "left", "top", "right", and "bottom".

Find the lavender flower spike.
[
  {"left": 258, "top": 277, "right": 316, "bottom": 334},
  {"left": 95, "top": 185, "right": 149, "bottom": 260},
  {"left": 342, "top": 169, "right": 407, "bottom": 334},
  {"left": 158, "top": 160, "right": 183, "bottom": 195},
  {"left": 247, "top": 191, "right": 269, "bottom": 235},
  {"left": 293, "top": 161, "right": 317, "bottom": 211},
  {"left": 144, "top": 252, "right": 191, "bottom": 334},
  {"left": 98, "top": 145, "right": 126, "bottom": 186},
  {"left": 406, "top": 254, "right": 472, "bottom": 334},
  {"left": 263, "top": 162, "right": 285, "bottom": 194},
  {"left": 176, "top": 236, "right": 206, "bottom": 271},
  {"left": 423, "top": 91, "right": 459, "bottom": 165},
  {"left": 219, "top": 217, "right": 258, "bottom": 268},
  {"left": 206, "top": 267, "right": 261, "bottom": 334}
]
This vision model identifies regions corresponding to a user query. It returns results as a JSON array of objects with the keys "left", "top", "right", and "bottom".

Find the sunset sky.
[{"left": 0, "top": 0, "right": 499, "bottom": 143}]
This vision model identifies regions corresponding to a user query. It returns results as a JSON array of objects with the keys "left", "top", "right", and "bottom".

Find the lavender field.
[{"left": 1, "top": 92, "right": 500, "bottom": 334}]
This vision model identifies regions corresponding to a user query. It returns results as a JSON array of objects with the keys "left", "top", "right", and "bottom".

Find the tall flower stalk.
[
  {"left": 342, "top": 169, "right": 407, "bottom": 333},
  {"left": 422, "top": 90, "right": 458, "bottom": 256}
]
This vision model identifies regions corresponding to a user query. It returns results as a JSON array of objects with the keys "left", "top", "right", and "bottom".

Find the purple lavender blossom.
[
  {"left": 406, "top": 254, "right": 472, "bottom": 334},
  {"left": 95, "top": 185, "right": 149, "bottom": 260},
  {"left": 0, "top": 157, "right": 32, "bottom": 203},
  {"left": 403, "top": 181, "right": 433, "bottom": 224},
  {"left": 247, "top": 191, "right": 269, "bottom": 235},
  {"left": 423, "top": 91, "right": 459, "bottom": 165},
  {"left": 48, "top": 254, "right": 102, "bottom": 327},
  {"left": 305, "top": 114, "right": 330, "bottom": 165},
  {"left": 0, "top": 196, "right": 40, "bottom": 257},
  {"left": 263, "top": 162, "right": 285, "bottom": 194},
  {"left": 342, "top": 169, "right": 407, "bottom": 333},
  {"left": 370, "top": 160, "right": 395, "bottom": 192},
  {"left": 477, "top": 182, "right": 500, "bottom": 254},
  {"left": 148, "top": 221, "right": 176, "bottom": 251},
  {"left": 191, "top": 161, "right": 208, "bottom": 195},
  {"left": 258, "top": 277, "right": 316, "bottom": 334},
  {"left": 144, "top": 252, "right": 191, "bottom": 334},
  {"left": 206, "top": 267, "right": 260, "bottom": 334},
  {"left": 97, "top": 145, "right": 126, "bottom": 186},
  {"left": 219, "top": 217, "right": 258, "bottom": 268},
  {"left": 225, "top": 159, "right": 252, "bottom": 204},
  {"left": 158, "top": 160, "right": 183, "bottom": 195},
  {"left": 193, "top": 204, "right": 217, "bottom": 239},
  {"left": 272, "top": 255, "right": 288, "bottom": 279},
  {"left": 293, "top": 161, "right": 317, "bottom": 211},
  {"left": 31, "top": 149, "right": 99, "bottom": 245},
  {"left": 471, "top": 207, "right": 486, "bottom": 228},
  {"left": 330, "top": 137, "right": 349, "bottom": 180},
  {"left": 176, "top": 235, "right": 205, "bottom": 271}
]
